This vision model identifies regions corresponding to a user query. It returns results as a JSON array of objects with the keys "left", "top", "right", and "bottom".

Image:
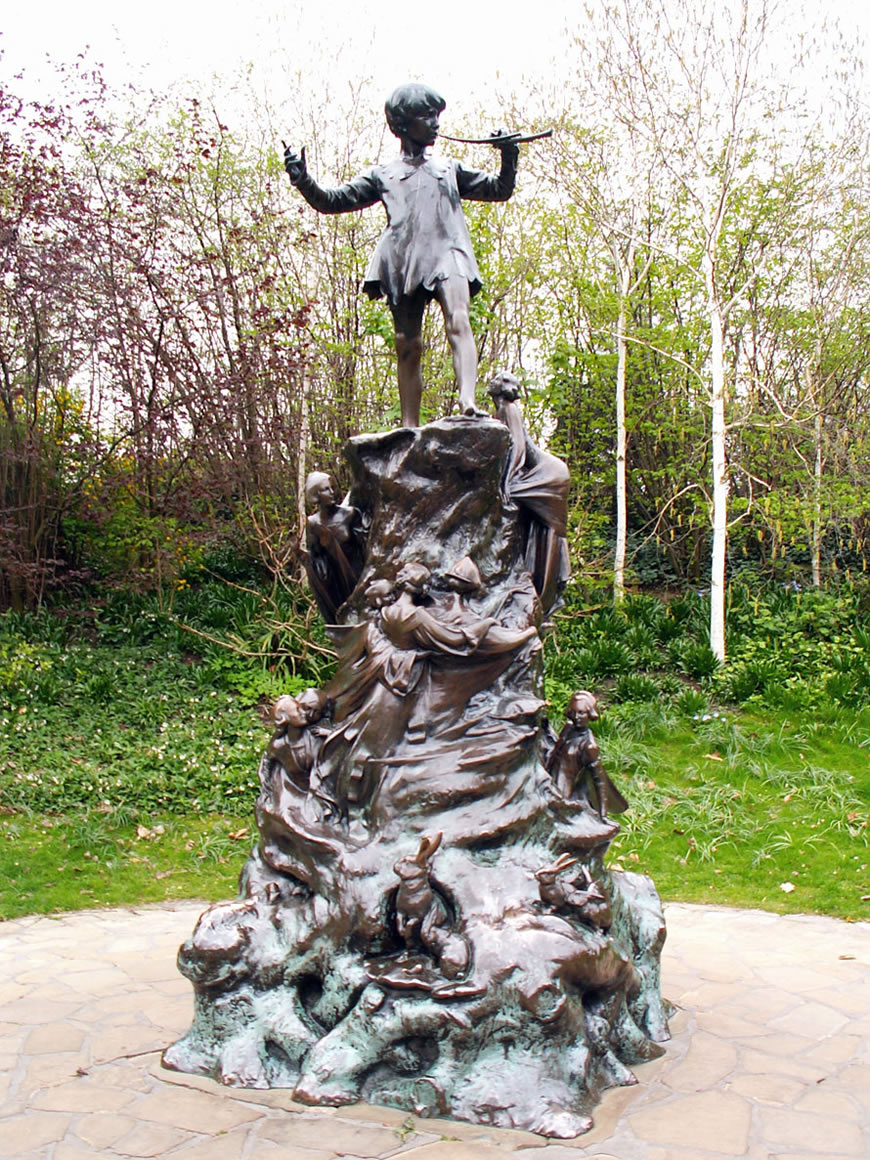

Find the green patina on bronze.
[{"left": 164, "top": 416, "right": 669, "bottom": 1138}]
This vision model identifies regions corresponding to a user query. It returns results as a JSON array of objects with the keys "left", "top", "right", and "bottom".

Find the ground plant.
[{"left": 1, "top": 578, "right": 868, "bottom": 921}]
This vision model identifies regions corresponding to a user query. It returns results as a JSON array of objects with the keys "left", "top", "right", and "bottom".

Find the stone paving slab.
[{"left": 1, "top": 900, "right": 868, "bottom": 1159}]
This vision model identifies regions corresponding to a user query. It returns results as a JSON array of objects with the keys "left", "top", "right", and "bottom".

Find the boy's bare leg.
[
  {"left": 391, "top": 291, "right": 427, "bottom": 427},
  {"left": 435, "top": 276, "right": 477, "bottom": 414}
]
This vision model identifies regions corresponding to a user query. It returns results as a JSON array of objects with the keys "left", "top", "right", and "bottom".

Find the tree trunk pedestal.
[{"left": 163, "top": 418, "right": 670, "bottom": 1138}]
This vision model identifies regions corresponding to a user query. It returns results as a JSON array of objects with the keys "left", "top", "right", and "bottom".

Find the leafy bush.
[
  {"left": 622, "top": 624, "right": 661, "bottom": 668},
  {"left": 0, "top": 639, "right": 56, "bottom": 701},
  {"left": 652, "top": 614, "right": 686, "bottom": 644},
  {"left": 195, "top": 651, "right": 311, "bottom": 704},
  {"left": 665, "top": 594, "right": 706, "bottom": 632},
  {"left": 0, "top": 577, "right": 334, "bottom": 819},
  {"left": 549, "top": 580, "right": 870, "bottom": 713},
  {"left": 623, "top": 593, "right": 667, "bottom": 629},
  {"left": 613, "top": 673, "right": 662, "bottom": 703},
  {"left": 673, "top": 688, "right": 709, "bottom": 717}
]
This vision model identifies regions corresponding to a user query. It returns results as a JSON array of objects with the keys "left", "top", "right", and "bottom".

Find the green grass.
[
  {"left": 602, "top": 705, "right": 870, "bottom": 919},
  {"left": 0, "top": 812, "right": 247, "bottom": 919},
  {"left": 0, "top": 584, "right": 297, "bottom": 920},
  {"left": 1, "top": 580, "right": 868, "bottom": 922}
]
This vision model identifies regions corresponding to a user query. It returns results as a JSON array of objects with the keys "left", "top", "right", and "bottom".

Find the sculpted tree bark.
[{"left": 165, "top": 375, "right": 669, "bottom": 1137}]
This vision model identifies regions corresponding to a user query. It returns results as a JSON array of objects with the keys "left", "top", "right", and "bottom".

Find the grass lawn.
[
  {"left": 0, "top": 812, "right": 245, "bottom": 918},
  {"left": 604, "top": 706, "right": 870, "bottom": 920},
  {"left": 2, "top": 584, "right": 868, "bottom": 922}
]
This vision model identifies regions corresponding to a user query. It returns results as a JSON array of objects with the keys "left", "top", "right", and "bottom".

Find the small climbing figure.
[
  {"left": 535, "top": 854, "right": 613, "bottom": 930},
  {"left": 547, "top": 691, "right": 628, "bottom": 820}
]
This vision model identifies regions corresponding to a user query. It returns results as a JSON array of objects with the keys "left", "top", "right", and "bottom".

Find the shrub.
[
  {"left": 622, "top": 624, "right": 661, "bottom": 668},
  {"left": 613, "top": 673, "right": 662, "bottom": 703},
  {"left": 673, "top": 688, "right": 709, "bottom": 717},
  {"left": 623, "top": 594, "right": 666, "bottom": 629},
  {"left": 670, "top": 639, "right": 720, "bottom": 680},
  {"left": 715, "top": 658, "right": 784, "bottom": 703}
]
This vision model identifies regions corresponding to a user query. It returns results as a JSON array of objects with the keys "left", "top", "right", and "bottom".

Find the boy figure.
[{"left": 284, "top": 83, "right": 519, "bottom": 428}]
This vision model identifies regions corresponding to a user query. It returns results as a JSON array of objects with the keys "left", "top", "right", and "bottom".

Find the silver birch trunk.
[
  {"left": 706, "top": 248, "right": 728, "bottom": 662},
  {"left": 613, "top": 288, "right": 629, "bottom": 604},
  {"left": 812, "top": 397, "right": 823, "bottom": 588}
]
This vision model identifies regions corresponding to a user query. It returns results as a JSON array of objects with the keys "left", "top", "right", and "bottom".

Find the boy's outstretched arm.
[
  {"left": 282, "top": 142, "right": 379, "bottom": 215},
  {"left": 455, "top": 131, "right": 520, "bottom": 203}
]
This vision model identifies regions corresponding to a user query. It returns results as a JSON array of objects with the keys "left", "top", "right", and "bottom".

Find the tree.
[
  {"left": 543, "top": 112, "right": 658, "bottom": 602},
  {"left": 591, "top": 0, "right": 813, "bottom": 656},
  {"left": 0, "top": 73, "right": 104, "bottom": 608},
  {"left": 736, "top": 127, "right": 870, "bottom": 583}
]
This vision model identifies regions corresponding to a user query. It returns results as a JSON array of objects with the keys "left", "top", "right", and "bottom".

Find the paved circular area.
[{"left": 0, "top": 900, "right": 868, "bottom": 1159}]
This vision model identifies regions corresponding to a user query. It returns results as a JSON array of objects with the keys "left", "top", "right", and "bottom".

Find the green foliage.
[
  {"left": 550, "top": 579, "right": 870, "bottom": 713},
  {"left": 612, "top": 672, "right": 662, "bottom": 703},
  {"left": 2, "top": 577, "right": 869, "bottom": 920},
  {"left": 0, "top": 578, "right": 333, "bottom": 824},
  {"left": 716, "top": 657, "right": 785, "bottom": 703},
  {"left": 668, "top": 638, "right": 720, "bottom": 680},
  {"left": 673, "top": 687, "right": 710, "bottom": 716},
  {"left": 714, "top": 580, "right": 870, "bottom": 710}
]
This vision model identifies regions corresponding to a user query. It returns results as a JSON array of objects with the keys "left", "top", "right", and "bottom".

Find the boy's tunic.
[{"left": 291, "top": 153, "right": 517, "bottom": 306}]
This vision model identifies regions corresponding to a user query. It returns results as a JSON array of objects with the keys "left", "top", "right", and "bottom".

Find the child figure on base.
[{"left": 547, "top": 691, "right": 629, "bottom": 820}]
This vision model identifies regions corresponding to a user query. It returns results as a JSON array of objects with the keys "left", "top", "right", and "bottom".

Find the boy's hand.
[
  {"left": 488, "top": 128, "right": 520, "bottom": 158},
  {"left": 282, "top": 141, "right": 307, "bottom": 184}
]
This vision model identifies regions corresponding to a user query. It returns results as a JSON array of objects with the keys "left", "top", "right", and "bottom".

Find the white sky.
[
  {"left": 4, "top": 0, "right": 868, "bottom": 125},
  {"left": 2, "top": 0, "right": 575, "bottom": 110}
]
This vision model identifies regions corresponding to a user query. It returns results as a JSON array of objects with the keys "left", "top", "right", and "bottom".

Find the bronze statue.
[
  {"left": 536, "top": 854, "right": 613, "bottom": 929},
  {"left": 267, "top": 687, "right": 332, "bottom": 791},
  {"left": 547, "top": 691, "right": 628, "bottom": 819},
  {"left": 256, "top": 687, "right": 338, "bottom": 881},
  {"left": 488, "top": 371, "right": 571, "bottom": 615},
  {"left": 303, "top": 471, "right": 366, "bottom": 621},
  {"left": 284, "top": 84, "right": 519, "bottom": 428},
  {"left": 168, "top": 154, "right": 670, "bottom": 1134},
  {"left": 380, "top": 560, "right": 538, "bottom": 660},
  {"left": 391, "top": 832, "right": 470, "bottom": 979},
  {"left": 325, "top": 576, "right": 425, "bottom": 719}
]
